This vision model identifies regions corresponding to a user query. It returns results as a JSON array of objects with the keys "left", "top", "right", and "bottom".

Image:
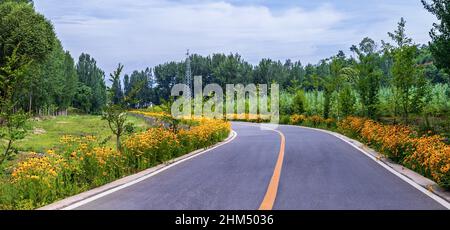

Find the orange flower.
[{"left": 339, "top": 116, "right": 450, "bottom": 188}]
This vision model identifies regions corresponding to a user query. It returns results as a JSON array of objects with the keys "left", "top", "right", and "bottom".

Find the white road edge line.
[
  {"left": 285, "top": 124, "right": 450, "bottom": 210},
  {"left": 61, "top": 130, "right": 238, "bottom": 210}
]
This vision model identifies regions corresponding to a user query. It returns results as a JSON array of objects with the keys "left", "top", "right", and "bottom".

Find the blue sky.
[{"left": 33, "top": 0, "right": 436, "bottom": 75}]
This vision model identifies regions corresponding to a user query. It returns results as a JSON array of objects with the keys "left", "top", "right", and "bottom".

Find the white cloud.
[{"left": 33, "top": 0, "right": 435, "bottom": 75}]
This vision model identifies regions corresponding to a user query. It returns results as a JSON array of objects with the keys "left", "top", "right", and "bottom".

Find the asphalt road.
[{"left": 75, "top": 123, "right": 447, "bottom": 210}]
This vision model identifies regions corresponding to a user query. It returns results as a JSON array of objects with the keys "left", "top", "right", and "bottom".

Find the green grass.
[{"left": 6, "top": 115, "right": 149, "bottom": 153}]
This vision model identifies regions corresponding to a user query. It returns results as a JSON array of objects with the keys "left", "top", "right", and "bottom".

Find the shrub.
[
  {"left": 178, "top": 119, "right": 230, "bottom": 152},
  {"left": 123, "top": 127, "right": 179, "bottom": 170},
  {"left": 338, "top": 116, "right": 450, "bottom": 189},
  {"left": 307, "top": 115, "right": 324, "bottom": 127},
  {"left": 290, "top": 114, "right": 306, "bottom": 125}
]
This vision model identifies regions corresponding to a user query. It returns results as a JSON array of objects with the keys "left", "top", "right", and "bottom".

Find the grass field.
[{"left": 6, "top": 115, "right": 149, "bottom": 153}]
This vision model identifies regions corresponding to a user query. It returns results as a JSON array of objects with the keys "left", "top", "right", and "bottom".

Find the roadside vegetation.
[{"left": 0, "top": 112, "right": 230, "bottom": 210}]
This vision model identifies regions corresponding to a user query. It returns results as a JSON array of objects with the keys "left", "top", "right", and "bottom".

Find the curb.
[
  {"left": 283, "top": 124, "right": 450, "bottom": 208},
  {"left": 38, "top": 130, "right": 237, "bottom": 210}
]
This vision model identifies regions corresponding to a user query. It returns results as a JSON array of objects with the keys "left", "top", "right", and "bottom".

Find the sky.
[{"left": 33, "top": 0, "right": 437, "bottom": 75}]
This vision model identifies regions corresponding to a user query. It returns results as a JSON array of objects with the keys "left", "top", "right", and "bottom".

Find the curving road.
[{"left": 73, "top": 122, "right": 447, "bottom": 210}]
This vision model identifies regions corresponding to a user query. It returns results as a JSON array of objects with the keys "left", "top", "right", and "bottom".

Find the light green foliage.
[
  {"left": 392, "top": 45, "right": 422, "bottom": 123},
  {"left": 351, "top": 38, "right": 382, "bottom": 119},
  {"left": 422, "top": 0, "right": 450, "bottom": 75},
  {"left": 0, "top": 111, "right": 29, "bottom": 164},
  {"left": 102, "top": 105, "right": 127, "bottom": 151},
  {"left": 103, "top": 64, "right": 128, "bottom": 151},
  {"left": 387, "top": 18, "right": 431, "bottom": 123},
  {"left": 292, "top": 90, "right": 307, "bottom": 114},
  {"left": 339, "top": 85, "right": 356, "bottom": 118}
]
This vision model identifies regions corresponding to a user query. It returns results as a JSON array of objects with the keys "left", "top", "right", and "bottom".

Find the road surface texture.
[{"left": 76, "top": 123, "right": 446, "bottom": 210}]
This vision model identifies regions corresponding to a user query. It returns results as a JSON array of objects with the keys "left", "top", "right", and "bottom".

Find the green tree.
[
  {"left": 389, "top": 18, "right": 429, "bottom": 124},
  {"left": 103, "top": 64, "right": 128, "bottom": 151},
  {"left": 0, "top": 49, "right": 31, "bottom": 164},
  {"left": 0, "top": 2, "right": 54, "bottom": 70},
  {"left": 18, "top": 40, "right": 78, "bottom": 115},
  {"left": 0, "top": 2, "right": 55, "bottom": 102},
  {"left": 75, "top": 53, "right": 107, "bottom": 113},
  {"left": 292, "top": 90, "right": 307, "bottom": 114},
  {"left": 125, "top": 68, "right": 153, "bottom": 108},
  {"left": 392, "top": 45, "right": 420, "bottom": 123},
  {"left": 154, "top": 61, "right": 182, "bottom": 103},
  {"left": 109, "top": 63, "right": 124, "bottom": 105},
  {"left": 351, "top": 37, "right": 382, "bottom": 119},
  {"left": 0, "top": 0, "right": 33, "bottom": 4},
  {"left": 388, "top": 17, "right": 413, "bottom": 48},
  {"left": 0, "top": 1, "right": 55, "bottom": 163},
  {"left": 74, "top": 83, "right": 93, "bottom": 113},
  {"left": 422, "top": 0, "right": 450, "bottom": 76}
]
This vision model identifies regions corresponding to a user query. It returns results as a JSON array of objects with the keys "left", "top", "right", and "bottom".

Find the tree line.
[{"left": 1, "top": 0, "right": 450, "bottom": 122}]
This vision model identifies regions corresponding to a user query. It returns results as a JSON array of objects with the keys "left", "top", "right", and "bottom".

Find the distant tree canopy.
[
  {"left": 1, "top": 0, "right": 449, "bottom": 123},
  {"left": 135, "top": 42, "right": 446, "bottom": 109}
]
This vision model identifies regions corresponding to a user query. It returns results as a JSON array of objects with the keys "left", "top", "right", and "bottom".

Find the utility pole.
[{"left": 185, "top": 49, "right": 192, "bottom": 96}]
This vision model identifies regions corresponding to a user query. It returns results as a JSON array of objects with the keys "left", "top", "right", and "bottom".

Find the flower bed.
[
  {"left": 0, "top": 116, "right": 230, "bottom": 209},
  {"left": 338, "top": 117, "right": 450, "bottom": 189}
]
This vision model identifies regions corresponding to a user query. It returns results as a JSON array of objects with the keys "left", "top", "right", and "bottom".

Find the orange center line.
[{"left": 259, "top": 129, "right": 286, "bottom": 210}]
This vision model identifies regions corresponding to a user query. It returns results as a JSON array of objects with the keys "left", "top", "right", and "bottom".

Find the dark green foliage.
[
  {"left": 0, "top": 1, "right": 54, "bottom": 163},
  {"left": 124, "top": 68, "right": 155, "bottom": 108},
  {"left": 15, "top": 41, "right": 79, "bottom": 114},
  {"left": 422, "top": 0, "right": 450, "bottom": 76},
  {"left": 73, "top": 83, "right": 93, "bottom": 113},
  {"left": 0, "top": 1, "right": 55, "bottom": 69},
  {"left": 109, "top": 63, "right": 124, "bottom": 105},
  {"left": 75, "top": 53, "right": 107, "bottom": 114}
]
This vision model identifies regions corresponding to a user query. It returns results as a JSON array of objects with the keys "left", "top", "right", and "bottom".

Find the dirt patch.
[{"left": 33, "top": 128, "right": 47, "bottom": 135}]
